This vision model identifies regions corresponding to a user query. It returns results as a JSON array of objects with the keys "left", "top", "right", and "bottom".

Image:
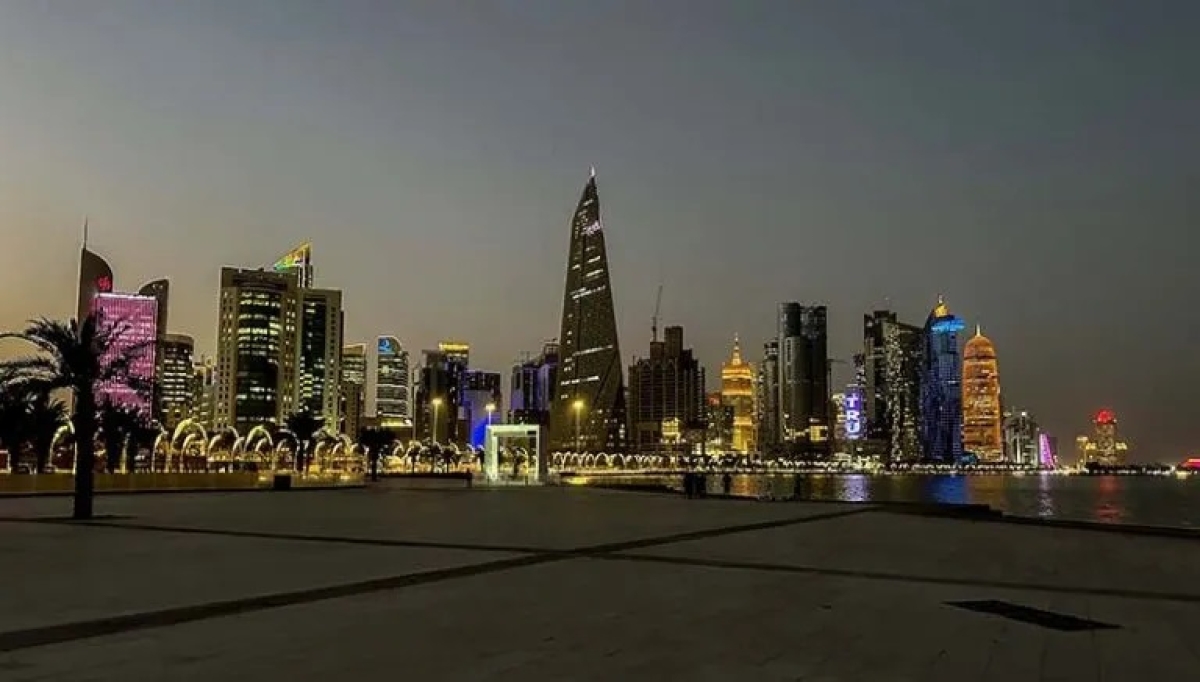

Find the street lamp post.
[
  {"left": 573, "top": 399, "right": 584, "bottom": 453},
  {"left": 431, "top": 398, "right": 443, "bottom": 444},
  {"left": 485, "top": 402, "right": 495, "bottom": 427}
]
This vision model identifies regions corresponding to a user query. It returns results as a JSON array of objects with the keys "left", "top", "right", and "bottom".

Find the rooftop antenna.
[{"left": 651, "top": 283, "right": 663, "bottom": 342}]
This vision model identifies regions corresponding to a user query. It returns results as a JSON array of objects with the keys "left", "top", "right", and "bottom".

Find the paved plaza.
[{"left": 0, "top": 483, "right": 1198, "bottom": 680}]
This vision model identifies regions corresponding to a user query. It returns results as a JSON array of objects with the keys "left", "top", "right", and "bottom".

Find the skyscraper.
[
  {"left": 720, "top": 335, "right": 756, "bottom": 454},
  {"left": 138, "top": 279, "right": 170, "bottom": 422},
  {"left": 920, "top": 297, "right": 965, "bottom": 463},
  {"left": 92, "top": 292, "right": 159, "bottom": 414},
  {"left": 297, "top": 288, "right": 343, "bottom": 426},
  {"left": 159, "top": 333, "right": 195, "bottom": 430},
  {"left": 550, "top": 170, "right": 627, "bottom": 452},
  {"left": 214, "top": 267, "right": 300, "bottom": 432},
  {"left": 628, "top": 325, "right": 706, "bottom": 455},
  {"left": 367, "top": 336, "right": 410, "bottom": 428},
  {"left": 962, "top": 326, "right": 1003, "bottom": 461},
  {"left": 414, "top": 348, "right": 461, "bottom": 443},
  {"left": 340, "top": 343, "right": 367, "bottom": 437},
  {"left": 460, "top": 370, "right": 502, "bottom": 447},
  {"left": 756, "top": 340, "right": 780, "bottom": 454},
  {"left": 510, "top": 342, "right": 558, "bottom": 425},
  {"left": 77, "top": 237, "right": 114, "bottom": 325},
  {"left": 777, "top": 303, "right": 830, "bottom": 456},
  {"left": 1004, "top": 409, "right": 1039, "bottom": 465}
]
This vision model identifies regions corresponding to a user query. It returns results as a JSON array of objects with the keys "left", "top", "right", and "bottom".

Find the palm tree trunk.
[{"left": 73, "top": 394, "right": 97, "bottom": 520}]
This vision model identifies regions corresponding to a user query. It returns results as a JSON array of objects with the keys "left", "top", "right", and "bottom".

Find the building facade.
[
  {"left": 413, "top": 347, "right": 464, "bottom": 443},
  {"left": 720, "top": 336, "right": 756, "bottom": 454},
  {"left": 159, "top": 333, "right": 195, "bottom": 430},
  {"left": 627, "top": 325, "right": 706, "bottom": 455},
  {"left": 756, "top": 340, "right": 780, "bottom": 454},
  {"left": 920, "top": 297, "right": 965, "bottom": 463},
  {"left": 510, "top": 342, "right": 558, "bottom": 425},
  {"left": 297, "top": 288, "right": 343, "bottom": 426},
  {"left": 777, "top": 303, "right": 830, "bottom": 456},
  {"left": 214, "top": 268, "right": 300, "bottom": 432},
  {"left": 460, "top": 370, "right": 502, "bottom": 448},
  {"left": 92, "top": 292, "right": 159, "bottom": 414},
  {"left": 550, "top": 171, "right": 628, "bottom": 452},
  {"left": 962, "top": 326, "right": 1003, "bottom": 462}
]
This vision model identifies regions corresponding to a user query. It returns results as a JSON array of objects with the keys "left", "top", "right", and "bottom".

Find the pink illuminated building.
[{"left": 91, "top": 292, "right": 158, "bottom": 414}]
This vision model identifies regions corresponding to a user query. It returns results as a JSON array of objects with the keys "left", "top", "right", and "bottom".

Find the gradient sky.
[{"left": 1, "top": 1, "right": 1196, "bottom": 460}]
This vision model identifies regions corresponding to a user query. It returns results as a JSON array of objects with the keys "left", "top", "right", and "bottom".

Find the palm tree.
[
  {"left": 0, "top": 383, "right": 31, "bottom": 472},
  {"left": 26, "top": 391, "right": 67, "bottom": 474},
  {"left": 284, "top": 410, "right": 324, "bottom": 473},
  {"left": 357, "top": 426, "right": 395, "bottom": 482},
  {"left": 0, "top": 315, "right": 153, "bottom": 519},
  {"left": 98, "top": 401, "right": 139, "bottom": 474}
]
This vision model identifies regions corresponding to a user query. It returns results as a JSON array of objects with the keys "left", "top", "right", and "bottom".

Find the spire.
[
  {"left": 731, "top": 334, "right": 742, "bottom": 363},
  {"left": 933, "top": 295, "right": 950, "bottom": 318},
  {"left": 589, "top": 165, "right": 596, "bottom": 178},
  {"left": 82, "top": 215, "right": 89, "bottom": 249},
  {"left": 975, "top": 324, "right": 983, "bottom": 337}
]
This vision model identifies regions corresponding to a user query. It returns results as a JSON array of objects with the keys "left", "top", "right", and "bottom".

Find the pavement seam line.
[
  {"left": 0, "top": 506, "right": 874, "bottom": 653},
  {"left": 593, "top": 552, "right": 1200, "bottom": 605}
]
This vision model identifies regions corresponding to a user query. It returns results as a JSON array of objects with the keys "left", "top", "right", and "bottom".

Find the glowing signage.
[
  {"left": 930, "top": 317, "right": 965, "bottom": 334},
  {"left": 96, "top": 276, "right": 113, "bottom": 293},
  {"left": 844, "top": 388, "right": 863, "bottom": 441},
  {"left": 378, "top": 338, "right": 394, "bottom": 354},
  {"left": 272, "top": 242, "right": 311, "bottom": 272}
]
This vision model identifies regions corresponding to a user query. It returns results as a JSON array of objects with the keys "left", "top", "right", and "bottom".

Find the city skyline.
[{"left": 1, "top": 2, "right": 1197, "bottom": 460}]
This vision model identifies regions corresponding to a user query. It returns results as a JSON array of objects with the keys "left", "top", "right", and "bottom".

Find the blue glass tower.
[{"left": 920, "top": 297, "right": 965, "bottom": 463}]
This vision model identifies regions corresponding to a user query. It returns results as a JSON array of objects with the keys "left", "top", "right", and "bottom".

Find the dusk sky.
[{"left": 1, "top": 1, "right": 1196, "bottom": 460}]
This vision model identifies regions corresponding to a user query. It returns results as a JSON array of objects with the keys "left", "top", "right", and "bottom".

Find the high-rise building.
[
  {"left": 550, "top": 170, "right": 628, "bottom": 452},
  {"left": 1004, "top": 409, "right": 1039, "bottom": 465},
  {"left": 159, "top": 334, "right": 195, "bottom": 430},
  {"left": 341, "top": 343, "right": 367, "bottom": 436},
  {"left": 627, "top": 325, "right": 706, "bottom": 455},
  {"left": 920, "top": 297, "right": 965, "bottom": 463},
  {"left": 777, "top": 303, "right": 830, "bottom": 455},
  {"left": 192, "top": 357, "right": 216, "bottom": 428},
  {"left": 962, "top": 326, "right": 1003, "bottom": 462},
  {"left": 460, "top": 370, "right": 502, "bottom": 447},
  {"left": 756, "top": 340, "right": 780, "bottom": 454},
  {"left": 414, "top": 348, "right": 461, "bottom": 443},
  {"left": 77, "top": 238, "right": 114, "bottom": 325},
  {"left": 296, "top": 288, "right": 343, "bottom": 426},
  {"left": 863, "top": 311, "right": 923, "bottom": 463},
  {"left": 366, "top": 336, "right": 410, "bottom": 428},
  {"left": 720, "top": 336, "right": 757, "bottom": 454},
  {"left": 705, "top": 392, "right": 734, "bottom": 451},
  {"left": 92, "top": 292, "right": 159, "bottom": 414},
  {"left": 1077, "top": 409, "right": 1128, "bottom": 466},
  {"left": 272, "top": 242, "right": 314, "bottom": 289},
  {"left": 214, "top": 267, "right": 300, "bottom": 432},
  {"left": 510, "top": 342, "right": 558, "bottom": 425},
  {"left": 137, "top": 279, "right": 170, "bottom": 422}
]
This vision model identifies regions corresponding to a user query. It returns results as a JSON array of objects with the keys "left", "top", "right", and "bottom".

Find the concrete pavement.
[{"left": 0, "top": 484, "right": 1197, "bottom": 680}]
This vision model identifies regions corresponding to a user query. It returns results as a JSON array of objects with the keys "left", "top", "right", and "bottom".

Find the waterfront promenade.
[{"left": 0, "top": 483, "right": 1198, "bottom": 680}]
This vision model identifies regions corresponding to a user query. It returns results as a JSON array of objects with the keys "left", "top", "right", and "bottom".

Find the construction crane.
[{"left": 651, "top": 284, "right": 663, "bottom": 342}]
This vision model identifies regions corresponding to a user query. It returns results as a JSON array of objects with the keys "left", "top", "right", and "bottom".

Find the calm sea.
[{"left": 623, "top": 473, "right": 1200, "bottom": 529}]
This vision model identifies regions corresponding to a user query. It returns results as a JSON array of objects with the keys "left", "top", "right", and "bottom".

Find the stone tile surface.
[{"left": 1, "top": 486, "right": 1197, "bottom": 681}]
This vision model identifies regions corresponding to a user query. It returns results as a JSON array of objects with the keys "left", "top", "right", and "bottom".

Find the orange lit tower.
[
  {"left": 721, "top": 335, "right": 757, "bottom": 454},
  {"left": 962, "top": 325, "right": 1003, "bottom": 461}
]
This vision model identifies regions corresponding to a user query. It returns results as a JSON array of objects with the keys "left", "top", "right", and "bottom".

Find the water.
[{"left": 602, "top": 473, "right": 1200, "bottom": 528}]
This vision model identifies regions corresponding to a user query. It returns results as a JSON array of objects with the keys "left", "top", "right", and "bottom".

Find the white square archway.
[{"left": 483, "top": 424, "right": 547, "bottom": 484}]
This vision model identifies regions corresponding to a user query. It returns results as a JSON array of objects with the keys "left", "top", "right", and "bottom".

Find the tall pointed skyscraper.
[{"left": 551, "top": 170, "right": 627, "bottom": 452}]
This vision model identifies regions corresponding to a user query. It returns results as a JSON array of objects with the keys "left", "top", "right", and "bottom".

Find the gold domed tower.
[
  {"left": 962, "top": 325, "right": 1003, "bottom": 461},
  {"left": 721, "top": 335, "right": 757, "bottom": 454}
]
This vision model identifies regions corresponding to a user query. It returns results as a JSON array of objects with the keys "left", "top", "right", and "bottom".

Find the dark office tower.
[
  {"left": 297, "top": 289, "right": 343, "bottom": 426},
  {"left": 757, "top": 340, "right": 780, "bottom": 454},
  {"left": 863, "top": 310, "right": 923, "bottom": 463},
  {"left": 159, "top": 334, "right": 194, "bottom": 431},
  {"left": 627, "top": 325, "right": 706, "bottom": 455},
  {"left": 414, "top": 349, "right": 463, "bottom": 444},
  {"left": 777, "top": 303, "right": 830, "bottom": 456},
  {"left": 510, "top": 342, "right": 558, "bottom": 426},
  {"left": 138, "top": 279, "right": 170, "bottom": 422},
  {"left": 550, "top": 170, "right": 627, "bottom": 452},
  {"left": 920, "top": 297, "right": 965, "bottom": 463},
  {"left": 214, "top": 268, "right": 300, "bottom": 432}
]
